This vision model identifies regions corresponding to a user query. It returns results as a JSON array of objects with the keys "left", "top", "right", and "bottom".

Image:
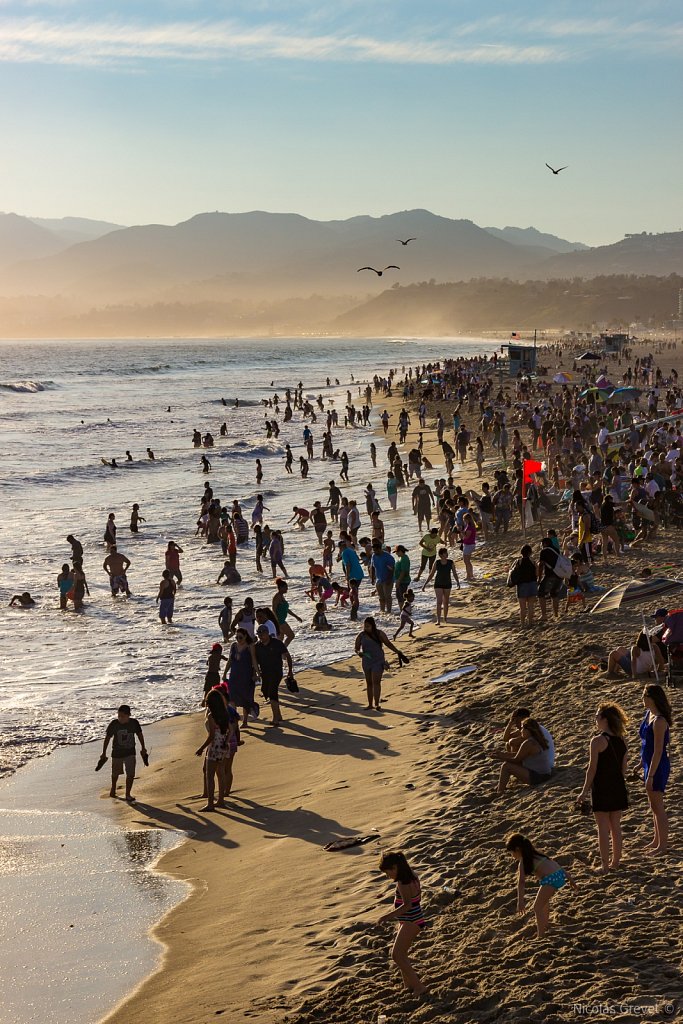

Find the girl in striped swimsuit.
[{"left": 378, "top": 851, "right": 427, "bottom": 996}]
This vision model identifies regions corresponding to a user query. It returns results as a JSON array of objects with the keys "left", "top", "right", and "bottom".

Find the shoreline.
[
  {"left": 6, "top": 338, "right": 683, "bottom": 1024},
  {"left": 0, "top": 722, "right": 191, "bottom": 1024}
]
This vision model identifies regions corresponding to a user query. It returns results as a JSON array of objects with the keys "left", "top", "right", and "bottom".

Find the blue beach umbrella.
[{"left": 607, "top": 386, "right": 641, "bottom": 404}]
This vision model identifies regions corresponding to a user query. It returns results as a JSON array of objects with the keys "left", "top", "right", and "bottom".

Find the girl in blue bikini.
[
  {"left": 378, "top": 851, "right": 427, "bottom": 996},
  {"left": 505, "top": 833, "right": 577, "bottom": 937}
]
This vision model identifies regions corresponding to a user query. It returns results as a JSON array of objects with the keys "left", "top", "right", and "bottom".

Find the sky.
[{"left": 0, "top": 0, "right": 681, "bottom": 245}]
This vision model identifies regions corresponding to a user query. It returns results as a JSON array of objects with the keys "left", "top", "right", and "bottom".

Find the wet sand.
[
  {"left": 6, "top": 338, "right": 682, "bottom": 1024},
  {"left": 96, "top": 344, "right": 682, "bottom": 1024}
]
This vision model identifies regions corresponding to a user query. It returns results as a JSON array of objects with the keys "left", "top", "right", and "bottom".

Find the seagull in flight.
[
  {"left": 396, "top": 238, "right": 416, "bottom": 246},
  {"left": 357, "top": 266, "right": 400, "bottom": 277},
  {"left": 545, "top": 163, "right": 568, "bottom": 175}
]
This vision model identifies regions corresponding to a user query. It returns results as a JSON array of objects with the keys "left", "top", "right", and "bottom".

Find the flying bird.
[
  {"left": 357, "top": 266, "right": 400, "bottom": 277},
  {"left": 545, "top": 163, "right": 568, "bottom": 175},
  {"left": 396, "top": 238, "right": 416, "bottom": 246}
]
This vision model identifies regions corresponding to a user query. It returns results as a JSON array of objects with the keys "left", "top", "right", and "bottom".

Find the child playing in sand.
[
  {"left": 378, "top": 851, "right": 427, "bottom": 996},
  {"left": 394, "top": 588, "right": 416, "bottom": 640},
  {"left": 311, "top": 601, "right": 332, "bottom": 631},
  {"left": 505, "top": 832, "right": 577, "bottom": 938}
]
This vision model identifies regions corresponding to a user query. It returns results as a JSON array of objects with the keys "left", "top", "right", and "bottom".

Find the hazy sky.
[{"left": 0, "top": 0, "right": 681, "bottom": 244}]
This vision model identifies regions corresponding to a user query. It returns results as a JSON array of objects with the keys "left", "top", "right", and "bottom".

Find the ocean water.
[{"left": 0, "top": 336, "right": 493, "bottom": 776}]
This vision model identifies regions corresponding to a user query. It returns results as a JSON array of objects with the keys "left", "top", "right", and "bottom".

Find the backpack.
[
  {"left": 552, "top": 552, "right": 573, "bottom": 579},
  {"left": 507, "top": 559, "right": 522, "bottom": 588}
]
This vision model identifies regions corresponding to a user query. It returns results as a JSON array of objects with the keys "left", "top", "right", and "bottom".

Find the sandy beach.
[{"left": 85, "top": 339, "right": 683, "bottom": 1024}]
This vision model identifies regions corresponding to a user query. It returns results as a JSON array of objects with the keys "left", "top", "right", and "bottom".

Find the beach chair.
[
  {"left": 666, "top": 645, "right": 683, "bottom": 688},
  {"left": 663, "top": 609, "right": 683, "bottom": 688}
]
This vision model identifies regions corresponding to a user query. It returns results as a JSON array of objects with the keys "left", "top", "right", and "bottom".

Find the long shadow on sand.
[
  {"left": 130, "top": 802, "right": 239, "bottom": 849},
  {"left": 253, "top": 718, "right": 399, "bottom": 760},
  {"left": 224, "top": 795, "right": 366, "bottom": 848},
  {"left": 292, "top": 688, "right": 427, "bottom": 728}
]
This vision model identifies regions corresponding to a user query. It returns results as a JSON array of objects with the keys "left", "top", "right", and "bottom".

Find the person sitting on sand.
[
  {"left": 9, "top": 592, "right": 35, "bottom": 607},
  {"left": 605, "top": 629, "right": 665, "bottom": 678},
  {"left": 377, "top": 851, "right": 427, "bottom": 996},
  {"left": 490, "top": 717, "right": 555, "bottom": 794},
  {"left": 505, "top": 832, "right": 577, "bottom": 938}
]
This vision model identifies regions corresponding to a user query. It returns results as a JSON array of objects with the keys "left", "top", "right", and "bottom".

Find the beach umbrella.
[
  {"left": 553, "top": 372, "right": 572, "bottom": 384},
  {"left": 591, "top": 577, "right": 683, "bottom": 615},
  {"left": 595, "top": 375, "right": 612, "bottom": 389},
  {"left": 579, "top": 386, "right": 607, "bottom": 402},
  {"left": 591, "top": 576, "right": 683, "bottom": 682},
  {"left": 578, "top": 351, "right": 602, "bottom": 361},
  {"left": 606, "top": 386, "right": 640, "bottom": 404}
]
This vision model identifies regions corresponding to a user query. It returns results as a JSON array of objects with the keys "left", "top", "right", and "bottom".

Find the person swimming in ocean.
[
  {"left": 200, "top": 454, "right": 211, "bottom": 473},
  {"left": 9, "top": 592, "right": 35, "bottom": 607},
  {"left": 147, "top": 447, "right": 155, "bottom": 460},
  {"left": 101, "top": 458, "right": 118, "bottom": 469},
  {"left": 126, "top": 451, "right": 133, "bottom": 462}
]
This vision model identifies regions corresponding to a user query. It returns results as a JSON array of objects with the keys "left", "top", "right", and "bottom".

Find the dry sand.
[{"left": 100, "top": 340, "right": 683, "bottom": 1024}]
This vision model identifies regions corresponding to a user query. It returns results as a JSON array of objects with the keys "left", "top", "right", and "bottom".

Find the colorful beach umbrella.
[
  {"left": 595, "top": 375, "right": 612, "bottom": 389},
  {"left": 553, "top": 372, "right": 572, "bottom": 384},
  {"left": 579, "top": 386, "right": 607, "bottom": 401},
  {"left": 591, "top": 577, "right": 683, "bottom": 614},
  {"left": 607, "top": 386, "right": 640, "bottom": 404}
]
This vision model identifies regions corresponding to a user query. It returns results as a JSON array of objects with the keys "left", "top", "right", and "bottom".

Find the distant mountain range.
[
  {"left": 483, "top": 225, "right": 589, "bottom": 253},
  {"left": 0, "top": 210, "right": 681, "bottom": 307},
  {"left": 0, "top": 209, "right": 681, "bottom": 338}
]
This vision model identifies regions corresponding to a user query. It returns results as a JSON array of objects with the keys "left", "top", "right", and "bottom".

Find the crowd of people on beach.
[{"left": 21, "top": 336, "right": 681, "bottom": 1000}]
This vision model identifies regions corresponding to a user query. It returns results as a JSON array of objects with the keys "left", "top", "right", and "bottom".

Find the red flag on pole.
[{"left": 522, "top": 458, "right": 543, "bottom": 498}]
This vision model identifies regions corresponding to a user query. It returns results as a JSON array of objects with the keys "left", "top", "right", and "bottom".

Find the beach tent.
[{"left": 577, "top": 351, "right": 602, "bottom": 361}]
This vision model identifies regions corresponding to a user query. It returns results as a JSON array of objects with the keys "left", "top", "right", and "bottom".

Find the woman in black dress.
[{"left": 576, "top": 703, "right": 629, "bottom": 873}]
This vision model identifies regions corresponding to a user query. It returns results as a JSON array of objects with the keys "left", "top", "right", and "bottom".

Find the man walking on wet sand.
[{"left": 100, "top": 704, "right": 148, "bottom": 802}]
